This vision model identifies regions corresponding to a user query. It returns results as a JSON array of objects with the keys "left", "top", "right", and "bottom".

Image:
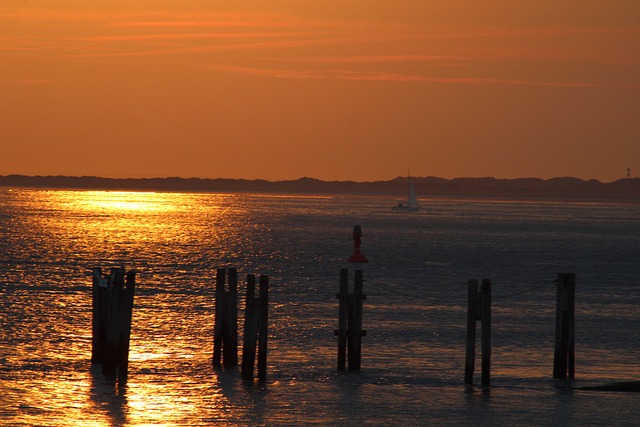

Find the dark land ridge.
[{"left": 1, "top": 174, "right": 639, "bottom": 201}]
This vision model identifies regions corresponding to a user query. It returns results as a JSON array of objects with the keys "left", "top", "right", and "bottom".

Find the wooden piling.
[
  {"left": 213, "top": 268, "right": 225, "bottom": 366},
  {"left": 213, "top": 268, "right": 239, "bottom": 367},
  {"left": 348, "top": 270, "right": 364, "bottom": 371},
  {"left": 118, "top": 270, "right": 136, "bottom": 382},
  {"left": 225, "top": 268, "right": 239, "bottom": 366},
  {"left": 465, "top": 278, "right": 491, "bottom": 385},
  {"left": 241, "top": 274, "right": 258, "bottom": 380},
  {"left": 335, "top": 269, "right": 366, "bottom": 371},
  {"left": 553, "top": 273, "right": 576, "bottom": 379},
  {"left": 91, "top": 267, "right": 108, "bottom": 364},
  {"left": 464, "top": 279, "right": 478, "bottom": 384},
  {"left": 241, "top": 274, "right": 269, "bottom": 381},
  {"left": 91, "top": 267, "right": 135, "bottom": 380},
  {"left": 103, "top": 268, "right": 125, "bottom": 376},
  {"left": 336, "top": 269, "right": 348, "bottom": 370},
  {"left": 257, "top": 275, "right": 269, "bottom": 380},
  {"left": 480, "top": 279, "right": 491, "bottom": 386}
]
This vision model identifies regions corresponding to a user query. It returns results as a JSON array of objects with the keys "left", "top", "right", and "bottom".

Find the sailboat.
[{"left": 392, "top": 174, "right": 419, "bottom": 211}]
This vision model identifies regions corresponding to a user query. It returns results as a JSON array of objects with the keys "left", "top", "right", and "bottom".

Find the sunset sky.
[{"left": 2, "top": 1, "right": 639, "bottom": 182}]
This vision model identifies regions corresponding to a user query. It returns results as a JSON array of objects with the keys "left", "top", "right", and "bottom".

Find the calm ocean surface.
[{"left": 1, "top": 188, "right": 638, "bottom": 426}]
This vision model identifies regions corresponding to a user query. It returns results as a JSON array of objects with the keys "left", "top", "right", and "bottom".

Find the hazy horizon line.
[{"left": 1, "top": 173, "right": 636, "bottom": 185}]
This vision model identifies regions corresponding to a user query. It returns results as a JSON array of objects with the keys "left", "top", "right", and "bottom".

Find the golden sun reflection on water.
[
  {"left": 66, "top": 191, "right": 186, "bottom": 213},
  {"left": 3, "top": 189, "right": 257, "bottom": 426}
]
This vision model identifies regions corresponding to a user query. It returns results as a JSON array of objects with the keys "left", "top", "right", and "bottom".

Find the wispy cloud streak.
[
  {"left": 202, "top": 64, "right": 640, "bottom": 88},
  {"left": 1, "top": 7, "right": 638, "bottom": 89}
]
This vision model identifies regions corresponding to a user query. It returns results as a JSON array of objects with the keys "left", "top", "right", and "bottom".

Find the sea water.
[{"left": 0, "top": 188, "right": 638, "bottom": 426}]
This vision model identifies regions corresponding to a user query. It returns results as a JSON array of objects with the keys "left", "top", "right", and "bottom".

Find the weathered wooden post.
[
  {"left": 336, "top": 269, "right": 348, "bottom": 371},
  {"left": 242, "top": 274, "right": 258, "bottom": 380},
  {"left": 465, "top": 278, "right": 491, "bottom": 385},
  {"left": 335, "top": 269, "right": 366, "bottom": 371},
  {"left": 213, "top": 268, "right": 238, "bottom": 367},
  {"left": 480, "top": 279, "right": 492, "bottom": 386},
  {"left": 464, "top": 279, "right": 478, "bottom": 384},
  {"left": 91, "top": 266, "right": 136, "bottom": 381},
  {"left": 553, "top": 273, "right": 576, "bottom": 379},
  {"left": 348, "top": 269, "right": 364, "bottom": 370},
  {"left": 257, "top": 274, "right": 269, "bottom": 380},
  {"left": 241, "top": 274, "right": 269, "bottom": 381},
  {"left": 118, "top": 270, "right": 136, "bottom": 381},
  {"left": 91, "top": 267, "right": 108, "bottom": 364},
  {"left": 103, "top": 268, "right": 125, "bottom": 376}
]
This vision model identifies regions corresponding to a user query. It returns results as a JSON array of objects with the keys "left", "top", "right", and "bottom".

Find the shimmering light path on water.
[{"left": 1, "top": 189, "right": 639, "bottom": 425}]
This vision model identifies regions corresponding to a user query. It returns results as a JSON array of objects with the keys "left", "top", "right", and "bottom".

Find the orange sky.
[{"left": 2, "top": 1, "right": 639, "bottom": 182}]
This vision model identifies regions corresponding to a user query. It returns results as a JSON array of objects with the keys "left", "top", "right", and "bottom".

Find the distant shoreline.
[{"left": 1, "top": 174, "right": 639, "bottom": 201}]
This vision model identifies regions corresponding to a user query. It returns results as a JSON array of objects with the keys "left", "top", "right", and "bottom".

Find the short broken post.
[
  {"left": 464, "top": 278, "right": 491, "bottom": 386},
  {"left": 335, "top": 268, "right": 366, "bottom": 371},
  {"left": 213, "top": 268, "right": 238, "bottom": 367},
  {"left": 553, "top": 273, "right": 576, "bottom": 379}
]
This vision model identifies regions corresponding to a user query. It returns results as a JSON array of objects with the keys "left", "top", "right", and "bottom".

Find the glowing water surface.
[{"left": 1, "top": 189, "right": 639, "bottom": 426}]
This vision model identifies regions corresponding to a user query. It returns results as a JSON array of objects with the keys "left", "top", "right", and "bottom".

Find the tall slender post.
[
  {"left": 554, "top": 273, "right": 576, "bottom": 379},
  {"left": 224, "top": 268, "right": 238, "bottom": 367},
  {"left": 480, "top": 279, "right": 492, "bottom": 386},
  {"left": 567, "top": 274, "right": 576, "bottom": 379},
  {"left": 118, "top": 270, "right": 136, "bottom": 383},
  {"left": 242, "top": 274, "right": 258, "bottom": 380},
  {"left": 257, "top": 275, "right": 269, "bottom": 380},
  {"left": 348, "top": 270, "right": 364, "bottom": 370},
  {"left": 336, "top": 269, "right": 348, "bottom": 371},
  {"left": 464, "top": 279, "right": 478, "bottom": 384},
  {"left": 213, "top": 268, "right": 226, "bottom": 366},
  {"left": 91, "top": 267, "right": 104, "bottom": 364},
  {"left": 103, "top": 267, "right": 125, "bottom": 376}
]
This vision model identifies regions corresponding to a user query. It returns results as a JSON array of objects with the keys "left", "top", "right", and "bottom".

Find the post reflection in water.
[{"left": 1, "top": 188, "right": 639, "bottom": 426}]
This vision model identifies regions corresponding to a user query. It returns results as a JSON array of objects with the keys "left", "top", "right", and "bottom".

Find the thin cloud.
[
  {"left": 66, "top": 31, "right": 341, "bottom": 43},
  {"left": 203, "top": 63, "right": 640, "bottom": 88},
  {"left": 0, "top": 78, "right": 52, "bottom": 84},
  {"left": 2, "top": 7, "right": 637, "bottom": 88}
]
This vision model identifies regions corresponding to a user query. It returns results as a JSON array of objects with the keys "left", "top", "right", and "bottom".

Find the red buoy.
[{"left": 348, "top": 225, "right": 368, "bottom": 263}]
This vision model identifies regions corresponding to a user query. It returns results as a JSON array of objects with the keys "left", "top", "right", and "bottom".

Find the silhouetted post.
[
  {"left": 465, "top": 278, "right": 491, "bottom": 385},
  {"left": 241, "top": 274, "right": 258, "bottom": 380},
  {"left": 553, "top": 273, "right": 576, "bottom": 379},
  {"left": 348, "top": 270, "right": 365, "bottom": 370},
  {"left": 213, "top": 268, "right": 238, "bottom": 367},
  {"left": 241, "top": 274, "right": 269, "bottom": 381},
  {"left": 213, "top": 268, "right": 225, "bottom": 366},
  {"left": 464, "top": 279, "right": 478, "bottom": 384},
  {"left": 480, "top": 279, "right": 492, "bottom": 386},
  {"left": 92, "top": 267, "right": 135, "bottom": 380},
  {"left": 103, "top": 268, "right": 125, "bottom": 375},
  {"left": 118, "top": 270, "right": 136, "bottom": 383},
  {"left": 257, "top": 275, "right": 269, "bottom": 380},
  {"left": 335, "top": 269, "right": 366, "bottom": 371},
  {"left": 91, "top": 267, "right": 108, "bottom": 364},
  {"left": 336, "top": 269, "right": 348, "bottom": 370},
  {"left": 225, "top": 268, "right": 239, "bottom": 366}
]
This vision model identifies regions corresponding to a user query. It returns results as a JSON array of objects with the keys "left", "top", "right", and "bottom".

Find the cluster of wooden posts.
[
  {"left": 213, "top": 268, "right": 270, "bottom": 381},
  {"left": 91, "top": 267, "right": 136, "bottom": 382},
  {"left": 90, "top": 264, "right": 576, "bottom": 386},
  {"left": 336, "top": 268, "right": 366, "bottom": 371},
  {"left": 463, "top": 272, "right": 576, "bottom": 385}
]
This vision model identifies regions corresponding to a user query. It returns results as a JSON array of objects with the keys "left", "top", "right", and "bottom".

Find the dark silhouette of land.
[{"left": 1, "top": 174, "right": 639, "bottom": 201}]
